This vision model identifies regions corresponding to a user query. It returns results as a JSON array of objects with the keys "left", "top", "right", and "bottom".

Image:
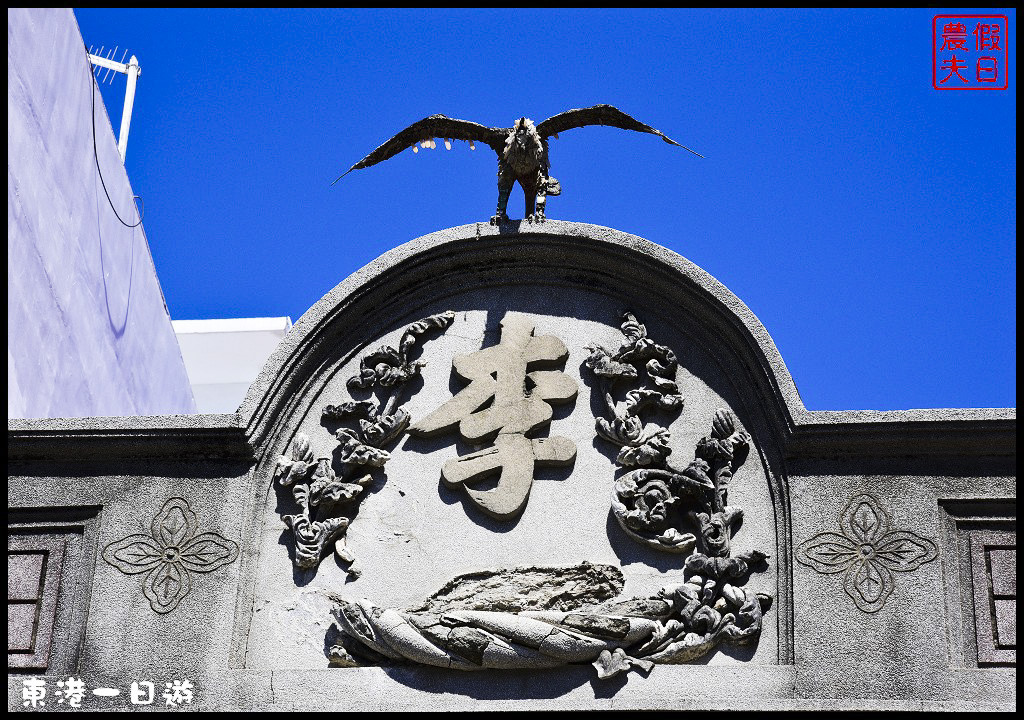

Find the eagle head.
[{"left": 504, "top": 117, "right": 542, "bottom": 167}]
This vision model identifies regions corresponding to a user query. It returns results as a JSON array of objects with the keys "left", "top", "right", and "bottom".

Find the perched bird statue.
[{"left": 333, "top": 104, "right": 702, "bottom": 224}]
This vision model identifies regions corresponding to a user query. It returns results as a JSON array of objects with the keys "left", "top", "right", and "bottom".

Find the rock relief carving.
[
  {"left": 407, "top": 312, "right": 578, "bottom": 520},
  {"left": 103, "top": 497, "right": 239, "bottom": 614},
  {"left": 583, "top": 313, "right": 751, "bottom": 558},
  {"left": 327, "top": 311, "right": 773, "bottom": 678},
  {"left": 328, "top": 560, "right": 770, "bottom": 678},
  {"left": 796, "top": 493, "right": 938, "bottom": 612},
  {"left": 274, "top": 311, "right": 455, "bottom": 575}
]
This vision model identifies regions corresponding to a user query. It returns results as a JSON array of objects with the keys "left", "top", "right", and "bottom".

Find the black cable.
[{"left": 86, "top": 46, "right": 144, "bottom": 228}]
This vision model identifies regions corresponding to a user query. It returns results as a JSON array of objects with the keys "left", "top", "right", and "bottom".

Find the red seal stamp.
[{"left": 933, "top": 15, "right": 1009, "bottom": 90}]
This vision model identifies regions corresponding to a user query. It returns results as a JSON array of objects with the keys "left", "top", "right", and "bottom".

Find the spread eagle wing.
[
  {"left": 536, "top": 104, "right": 704, "bottom": 158},
  {"left": 332, "top": 115, "right": 510, "bottom": 184}
]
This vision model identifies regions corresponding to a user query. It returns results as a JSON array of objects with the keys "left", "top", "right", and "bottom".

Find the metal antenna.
[
  {"left": 113, "top": 49, "right": 128, "bottom": 84},
  {"left": 93, "top": 45, "right": 104, "bottom": 80},
  {"left": 101, "top": 46, "right": 117, "bottom": 85},
  {"left": 88, "top": 46, "right": 142, "bottom": 161}
]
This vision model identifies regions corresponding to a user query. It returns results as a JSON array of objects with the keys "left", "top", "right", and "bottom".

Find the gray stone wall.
[{"left": 7, "top": 223, "right": 1015, "bottom": 711}]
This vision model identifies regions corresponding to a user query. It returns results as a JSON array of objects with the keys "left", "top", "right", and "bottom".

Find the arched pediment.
[
  {"left": 238, "top": 221, "right": 801, "bottom": 669},
  {"left": 240, "top": 221, "right": 805, "bottom": 454}
]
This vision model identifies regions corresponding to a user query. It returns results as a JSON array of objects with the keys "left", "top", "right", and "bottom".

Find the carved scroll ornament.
[
  {"left": 584, "top": 313, "right": 752, "bottom": 559},
  {"left": 274, "top": 311, "right": 455, "bottom": 576}
]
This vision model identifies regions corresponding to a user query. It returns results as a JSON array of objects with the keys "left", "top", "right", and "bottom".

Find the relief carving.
[
  {"left": 796, "top": 493, "right": 938, "bottom": 612},
  {"left": 274, "top": 312, "right": 455, "bottom": 574},
  {"left": 584, "top": 313, "right": 751, "bottom": 558},
  {"left": 328, "top": 559, "right": 770, "bottom": 678},
  {"left": 408, "top": 312, "right": 578, "bottom": 520},
  {"left": 102, "top": 497, "right": 238, "bottom": 614},
  {"left": 327, "top": 311, "right": 773, "bottom": 677}
]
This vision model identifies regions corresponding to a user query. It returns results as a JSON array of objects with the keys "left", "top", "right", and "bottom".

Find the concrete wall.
[
  {"left": 6, "top": 223, "right": 1015, "bottom": 711},
  {"left": 7, "top": 8, "right": 195, "bottom": 419}
]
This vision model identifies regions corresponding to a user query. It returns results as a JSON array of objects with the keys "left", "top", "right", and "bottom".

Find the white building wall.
[
  {"left": 7, "top": 8, "right": 195, "bottom": 418},
  {"left": 173, "top": 317, "right": 292, "bottom": 413}
]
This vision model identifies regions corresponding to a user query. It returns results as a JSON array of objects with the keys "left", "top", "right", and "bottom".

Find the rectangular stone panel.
[
  {"left": 7, "top": 603, "right": 39, "bottom": 652},
  {"left": 7, "top": 506, "right": 102, "bottom": 677},
  {"left": 988, "top": 548, "right": 1016, "bottom": 596},
  {"left": 970, "top": 529, "right": 1016, "bottom": 665},
  {"left": 994, "top": 599, "right": 1015, "bottom": 647},
  {"left": 7, "top": 551, "right": 45, "bottom": 600},
  {"left": 940, "top": 500, "right": 1016, "bottom": 669},
  {"left": 6, "top": 536, "right": 65, "bottom": 670}
]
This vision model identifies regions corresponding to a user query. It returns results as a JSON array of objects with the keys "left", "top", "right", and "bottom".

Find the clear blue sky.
[{"left": 74, "top": 8, "right": 1015, "bottom": 412}]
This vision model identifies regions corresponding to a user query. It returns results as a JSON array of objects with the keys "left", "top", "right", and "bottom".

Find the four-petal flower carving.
[
  {"left": 796, "top": 494, "right": 938, "bottom": 612},
  {"left": 103, "top": 497, "right": 239, "bottom": 614}
]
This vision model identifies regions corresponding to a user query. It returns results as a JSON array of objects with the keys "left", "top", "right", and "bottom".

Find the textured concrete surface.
[
  {"left": 7, "top": 8, "right": 195, "bottom": 419},
  {"left": 7, "top": 222, "right": 1015, "bottom": 711}
]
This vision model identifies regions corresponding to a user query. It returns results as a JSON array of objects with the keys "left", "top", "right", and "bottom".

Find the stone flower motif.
[
  {"left": 796, "top": 494, "right": 938, "bottom": 613},
  {"left": 616, "top": 428, "right": 672, "bottom": 468},
  {"left": 103, "top": 497, "right": 239, "bottom": 614}
]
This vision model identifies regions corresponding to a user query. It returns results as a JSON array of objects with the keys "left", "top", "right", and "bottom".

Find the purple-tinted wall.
[{"left": 7, "top": 8, "right": 195, "bottom": 418}]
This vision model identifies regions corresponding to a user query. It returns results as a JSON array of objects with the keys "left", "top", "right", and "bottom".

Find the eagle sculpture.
[{"left": 333, "top": 104, "right": 702, "bottom": 224}]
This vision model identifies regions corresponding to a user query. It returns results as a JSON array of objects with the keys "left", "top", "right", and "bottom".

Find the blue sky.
[{"left": 73, "top": 8, "right": 1015, "bottom": 411}]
